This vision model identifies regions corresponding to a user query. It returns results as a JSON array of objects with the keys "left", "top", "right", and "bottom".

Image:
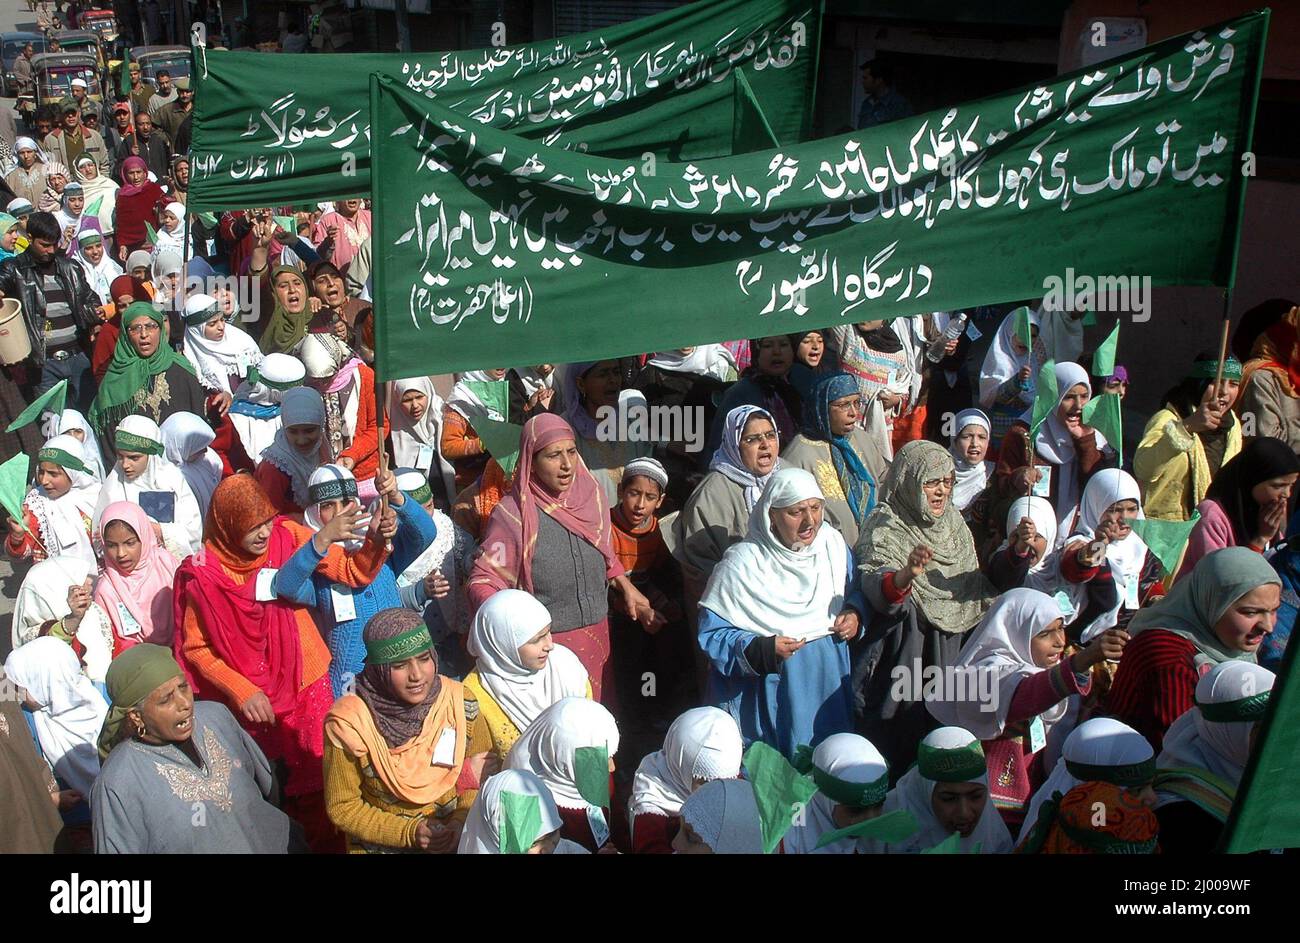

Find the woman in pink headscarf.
[
  {"left": 113, "top": 156, "right": 165, "bottom": 260},
  {"left": 93, "top": 501, "right": 181, "bottom": 655},
  {"left": 468, "top": 414, "right": 660, "bottom": 702}
]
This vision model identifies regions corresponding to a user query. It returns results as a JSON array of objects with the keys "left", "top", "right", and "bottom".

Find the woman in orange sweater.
[{"left": 171, "top": 474, "right": 395, "bottom": 851}]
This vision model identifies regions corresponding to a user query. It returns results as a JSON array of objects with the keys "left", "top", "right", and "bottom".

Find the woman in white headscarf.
[
  {"left": 388, "top": 376, "right": 456, "bottom": 507},
  {"left": 504, "top": 696, "right": 621, "bottom": 852},
  {"left": 150, "top": 201, "right": 188, "bottom": 257},
  {"left": 56, "top": 408, "right": 106, "bottom": 481},
  {"left": 926, "top": 588, "right": 1124, "bottom": 831},
  {"left": 10, "top": 557, "right": 114, "bottom": 684},
  {"left": 628, "top": 706, "right": 743, "bottom": 853},
  {"left": 182, "top": 293, "right": 262, "bottom": 396},
  {"left": 698, "top": 467, "right": 865, "bottom": 759},
  {"left": 1016, "top": 717, "right": 1156, "bottom": 847},
  {"left": 859, "top": 727, "right": 1013, "bottom": 854},
  {"left": 668, "top": 404, "right": 782, "bottom": 589},
  {"left": 297, "top": 332, "right": 378, "bottom": 497},
  {"left": 986, "top": 495, "right": 1059, "bottom": 592},
  {"left": 71, "top": 228, "right": 122, "bottom": 305},
  {"left": 5, "top": 434, "right": 102, "bottom": 564},
  {"left": 672, "top": 778, "right": 764, "bottom": 854},
  {"left": 950, "top": 407, "right": 993, "bottom": 514},
  {"left": 73, "top": 154, "right": 118, "bottom": 239},
  {"left": 979, "top": 306, "right": 1042, "bottom": 450},
  {"left": 784, "top": 733, "right": 897, "bottom": 854},
  {"left": 94, "top": 415, "right": 204, "bottom": 558},
  {"left": 3, "top": 637, "right": 108, "bottom": 798},
  {"left": 996, "top": 361, "right": 1118, "bottom": 529},
  {"left": 463, "top": 589, "right": 591, "bottom": 762},
  {"left": 1154, "top": 661, "right": 1274, "bottom": 853},
  {"left": 160, "top": 412, "right": 223, "bottom": 518},
  {"left": 457, "top": 768, "right": 589, "bottom": 854}
]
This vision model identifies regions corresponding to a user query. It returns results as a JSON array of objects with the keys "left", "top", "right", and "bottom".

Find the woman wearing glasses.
[
  {"left": 87, "top": 302, "right": 208, "bottom": 458},
  {"left": 852, "top": 440, "right": 997, "bottom": 773}
]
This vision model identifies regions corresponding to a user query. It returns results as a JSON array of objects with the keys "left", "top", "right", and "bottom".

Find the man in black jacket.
[{"left": 0, "top": 213, "right": 105, "bottom": 413}]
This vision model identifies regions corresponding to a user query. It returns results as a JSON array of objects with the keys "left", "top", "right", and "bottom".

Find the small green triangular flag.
[
  {"left": 813, "top": 808, "right": 918, "bottom": 850},
  {"left": 498, "top": 791, "right": 543, "bottom": 854},
  {"left": 84, "top": 194, "right": 104, "bottom": 217},
  {"left": 474, "top": 417, "right": 523, "bottom": 478},
  {"left": 0, "top": 452, "right": 36, "bottom": 541},
  {"left": 922, "top": 832, "right": 978, "bottom": 854},
  {"left": 461, "top": 380, "right": 509, "bottom": 424},
  {"left": 573, "top": 745, "right": 611, "bottom": 809},
  {"left": 1012, "top": 305, "right": 1034, "bottom": 353},
  {"left": 1092, "top": 321, "right": 1121, "bottom": 377},
  {"left": 1029, "top": 358, "right": 1058, "bottom": 443},
  {"left": 119, "top": 48, "right": 131, "bottom": 97},
  {"left": 273, "top": 215, "right": 295, "bottom": 236},
  {"left": 6, "top": 379, "right": 66, "bottom": 434},
  {"left": 197, "top": 211, "right": 219, "bottom": 229},
  {"left": 1082, "top": 391, "right": 1123, "bottom": 465},
  {"left": 144, "top": 220, "right": 158, "bottom": 245},
  {"left": 1130, "top": 513, "right": 1201, "bottom": 580},
  {"left": 742, "top": 741, "right": 818, "bottom": 855}
]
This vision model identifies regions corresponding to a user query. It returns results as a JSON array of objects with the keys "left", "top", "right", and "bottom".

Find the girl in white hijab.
[
  {"left": 505, "top": 697, "right": 620, "bottom": 852},
  {"left": 182, "top": 293, "right": 262, "bottom": 396},
  {"left": 388, "top": 376, "right": 456, "bottom": 505},
  {"left": 10, "top": 557, "right": 114, "bottom": 684},
  {"left": 698, "top": 467, "right": 863, "bottom": 758},
  {"left": 784, "top": 733, "right": 894, "bottom": 854},
  {"left": 860, "top": 727, "right": 1013, "bottom": 854},
  {"left": 160, "top": 412, "right": 223, "bottom": 519},
  {"left": 72, "top": 229, "right": 122, "bottom": 305},
  {"left": 1066, "top": 468, "right": 1155, "bottom": 641},
  {"left": 1017, "top": 717, "right": 1156, "bottom": 846},
  {"left": 465, "top": 590, "right": 590, "bottom": 760},
  {"left": 628, "top": 706, "right": 743, "bottom": 853},
  {"left": 94, "top": 415, "right": 204, "bottom": 558},
  {"left": 3, "top": 636, "right": 108, "bottom": 798},
  {"left": 949, "top": 407, "right": 993, "bottom": 513},
  {"left": 978, "top": 306, "right": 1041, "bottom": 448},
  {"left": 151, "top": 201, "right": 188, "bottom": 257},
  {"left": 457, "top": 768, "right": 589, "bottom": 854},
  {"left": 672, "top": 779, "right": 764, "bottom": 854},
  {"left": 926, "top": 588, "right": 1126, "bottom": 830},
  {"left": 56, "top": 409, "right": 105, "bottom": 481},
  {"left": 987, "top": 495, "right": 1060, "bottom": 592},
  {"left": 645, "top": 346, "right": 737, "bottom": 382},
  {"left": 7, "top": 434, "right": 102, "bottom": 564}
]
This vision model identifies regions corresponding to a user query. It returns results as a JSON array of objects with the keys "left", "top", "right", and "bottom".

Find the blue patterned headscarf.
[{"left": 802, "top": 372, "right": 876, "bottom": 524}]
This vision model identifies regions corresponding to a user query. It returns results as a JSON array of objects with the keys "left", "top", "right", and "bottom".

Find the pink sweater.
[{"left": 1176, "top": 498, "right": 1264, "bottom": 581}]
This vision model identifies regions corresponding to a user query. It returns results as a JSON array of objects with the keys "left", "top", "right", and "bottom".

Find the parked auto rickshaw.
[
  {"left": 130, "top": 45, "right": 192, "bottom": 89},
  {"left": 27, "top": 51, "right": 102, "bottom": 121},
  {"left": 52, "top": 29, "right": 106, "bottom": 86}
]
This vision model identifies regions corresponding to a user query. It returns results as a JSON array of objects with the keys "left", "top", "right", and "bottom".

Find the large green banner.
[
  {"left": 189, "top": 0, "right": 820, "bottom": 212},
  {"left": 369, "top": 12, "right": 1267, "bottom": 383}
]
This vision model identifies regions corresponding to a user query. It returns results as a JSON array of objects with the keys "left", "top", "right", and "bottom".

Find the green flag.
[
  {"left": 1029, "top": 359, "right": 1058, "bottom": 444},
  {"left": 732, "top": 69, "right": 780, "bottom": 154},
  {"left": 5, "top": 379, "right": 66, "bottom": 434},
  {"left": 1082, "top": 391, "right": 1123, "bottom": 465},
  {"left": 1013, "top": 306, "right": 1034, "bottom": 354},
  {"left": 189, "top": 0, "right": 823, "bottom": 212},
  {"left": 119, "top": 48, "right": 131, "bottom": 97},
  {"left": 84, "top": 194, "right": 104, "bottom": 217},
  {"left": 573, "top": 745, "right": 611, "bottom": 809},
  {"left": 369, "top": 12, "right": 1269, "bottom": 381},
  {"left": 498, "top": 791, "right": 543, "bottom": 855},
  {"left": 273, "top": 216, "right": 296, "bottom": 237},
  {"left": 473, "top": 417, "right": 523, "bottom": 479},
  {"left": 1129, "top": 513, "right": 1200, "bottom": 579},
  {"left": 922, "top": 832, "right": 979, "bottom": 854},
  {"left": 742, "top": 741, "right": 818, "bottom": 854},
  {"left": 1092, "top": 321, "right": 1121, "bottom": 377},
  {"left": 813, "top": 808, "right": 918, "bottom": 850},
  {"left": 144, "top": 221, "right": 158, "bottom": 245},
  {"left": 461, "top": 381, "right": 509, "bottom": 427},
  {"left": 0, "top": 452, "right": 35, "bottom": 541}
]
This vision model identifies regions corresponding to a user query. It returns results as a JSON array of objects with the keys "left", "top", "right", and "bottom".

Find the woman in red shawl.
[
  {"left": 1238, "top": 304, "right": 1300, "bottom": 453},
  {"left": 112, "top": 157, "right": 165, "bottom": 261},
  {"left": 467, "top": 414, "right": 660, "bottom": 702},
  {"left": 172, "top": 473, "right": 393, "bottom": 850}
]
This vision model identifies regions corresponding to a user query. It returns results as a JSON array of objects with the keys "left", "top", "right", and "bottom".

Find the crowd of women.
[{"left": 1, "top": 181, "right": 1297, "bottom": 853}]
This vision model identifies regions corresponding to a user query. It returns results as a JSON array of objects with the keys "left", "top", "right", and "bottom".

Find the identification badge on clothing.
[
  {"left": 1028, "top": 715, "right": 1047, "bottom": 754},
  {"left": 586, "top": 805, "right": 611, "bottom": 849},
  {"left": 255, "top": 568, "right": 279, "bottom": 602},
  {"left": 1124, "top": 573, "right": 1141, "bottom": 610},
  {"left": 330, "top": 586, "right": 357, "bottom": 622},
  {"left": 116, "top": 603, "right": 143, "bottom": 637},
  {"left": 430, "top": 726, "right": 458, "bottom": 767},
  {"left": 236, "top": 350, "right": 252, "bottom": 374},
  {"left": 964, "top": 321, "right": 983, "bottom": 341},
  {"left": 416, "top": 445, "right": 434, "bottom": 472},
  {"left": 1031, "top": 465, "right": 1053, "bottom": 498},
  {"left": 1053, "top": 590, "right": 1075, "bottom": 617}
]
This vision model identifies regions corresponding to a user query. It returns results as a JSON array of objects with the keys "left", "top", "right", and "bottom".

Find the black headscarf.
[{"left": 1204, "top": 438, "right": 1300, "bottom": 545}]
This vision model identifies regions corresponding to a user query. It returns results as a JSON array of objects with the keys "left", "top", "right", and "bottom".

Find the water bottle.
[{"left": 926, "top": 313, "right": 967, "bottom": 363}]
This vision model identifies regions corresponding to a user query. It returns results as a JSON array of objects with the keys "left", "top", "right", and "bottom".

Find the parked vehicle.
[
  {"left": 130, "top": 45, "right": 191, "bottom": 89},
  {"left": 1, "top": 31, "right": 48, "bottom": 97},
  {"left": 31, "top": 50, "right": 102, "bottom": 109}
]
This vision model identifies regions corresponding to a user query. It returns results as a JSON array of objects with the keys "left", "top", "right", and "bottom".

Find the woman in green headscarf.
[
  {"left": 87, "top": 302, "right": 207, "bottom": 451},
  {"left": 852, "top": 439, "right": 996, "bottom": 773},
  {"left": 0, "top": 212, "right": 21, "bottom": 261},
  {"left": 91, "top": 644, "right": 303, "bottom": 853},
  {"left": 1108, "top": 547, "right": 1282, "bottom": 752},
  {"left": 259, "top": 265, "right": 320, "bottom": 354}
]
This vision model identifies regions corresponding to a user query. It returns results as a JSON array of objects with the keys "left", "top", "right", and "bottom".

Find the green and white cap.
[{"left": 917, "top": 727, "right": 987, "bottom": 784}]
